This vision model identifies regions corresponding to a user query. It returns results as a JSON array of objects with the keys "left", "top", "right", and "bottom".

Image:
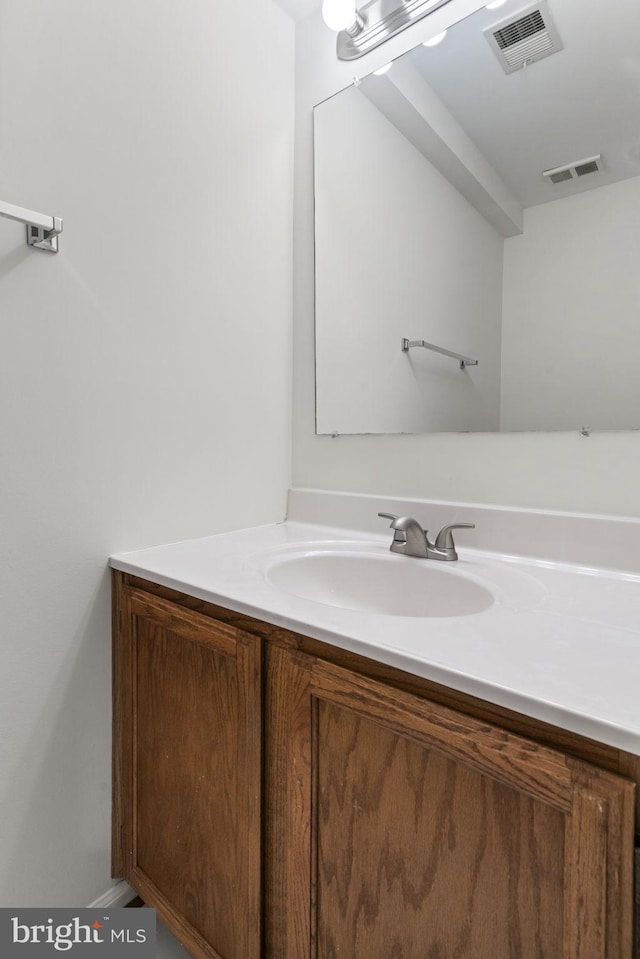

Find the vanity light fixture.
[{"left": 326, "top": 0, "right": 455, "bottom": 60}]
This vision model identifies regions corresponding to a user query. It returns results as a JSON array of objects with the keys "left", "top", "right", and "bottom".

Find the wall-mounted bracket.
[
  {"left": 27, "top": 217, "right": 63, "bottom": 253},
  {"left": 0, "top": 200, "right": 63, "bottom": 253},
  {"left": 401, "top": 337, "right": 478, "bottom": 370}
]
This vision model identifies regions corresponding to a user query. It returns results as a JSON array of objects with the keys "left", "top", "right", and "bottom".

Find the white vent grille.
[
  {"left": 543, "top": 155, "right": 604, "bottom": 185},
  {"left": 484, "top": 1, "right": 563, "bottom": 74}
]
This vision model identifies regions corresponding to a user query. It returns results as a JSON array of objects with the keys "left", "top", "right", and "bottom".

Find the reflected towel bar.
[
  {"left": 401, "top": 338, "right": 478, "bottom": 371},
  {"left": 0, "top": 199, "right": 63, "bottom": 253}
]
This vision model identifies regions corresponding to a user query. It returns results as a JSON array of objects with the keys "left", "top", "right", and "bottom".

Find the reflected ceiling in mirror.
[{"left": 313, "top": 0, "right": 640, "bottom": 434}]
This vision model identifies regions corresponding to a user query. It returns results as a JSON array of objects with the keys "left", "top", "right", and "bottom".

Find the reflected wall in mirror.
[{"left": 314, "top": 0, "right": 640, "bottom": 434}]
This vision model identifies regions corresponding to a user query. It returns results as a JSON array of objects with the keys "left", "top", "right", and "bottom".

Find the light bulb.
[
  {"left": 423, "top": 29, "right": 448, "bottom": 47},
  {"left": 322, "top": 0, "right": 357, "bottom": 31}
]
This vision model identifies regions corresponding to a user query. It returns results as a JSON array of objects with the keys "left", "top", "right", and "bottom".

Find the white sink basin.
[{"left": 265, "top": 548, "right": 495, "bottom": 618}]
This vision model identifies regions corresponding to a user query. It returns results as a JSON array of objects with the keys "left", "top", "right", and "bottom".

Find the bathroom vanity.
[{"left": 111, "top": 493, "right": 640, "bottom": 959}]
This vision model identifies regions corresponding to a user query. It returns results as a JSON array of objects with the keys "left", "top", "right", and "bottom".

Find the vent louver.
[
  {"left": 494, "top": 10, "right": 546, "bottom": 51},
  {"left": 548, "top": 169, "right": 573, "bottom": 184},
  {"left": 575, "top": 159, "right": 600, "bottom": 177},
  {"left": 543, "top": 155, "right": 604, "bottom": 185},
  {"left": 484, "top": 1, "right": 563, "bottom": 74}
]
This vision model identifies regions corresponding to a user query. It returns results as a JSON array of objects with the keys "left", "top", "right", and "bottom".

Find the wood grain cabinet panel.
[
  {"left": 270, "top": 649, "right": 636, "bottom": 959},
  {"left": 113, "top": 584, "right": 261, "bottom": 959}
]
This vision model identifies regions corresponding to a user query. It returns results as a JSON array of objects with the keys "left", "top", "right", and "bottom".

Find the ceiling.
[
  {"left": 405, "top": 0, "right": 640, "bottom": 207},
  {"left": 273, "top": 0, "right": 322, "bottom": 21}
]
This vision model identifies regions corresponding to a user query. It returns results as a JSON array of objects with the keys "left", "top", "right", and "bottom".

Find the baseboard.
[{"left": 86, "top": 880, "right": 136, "bottom": 909}]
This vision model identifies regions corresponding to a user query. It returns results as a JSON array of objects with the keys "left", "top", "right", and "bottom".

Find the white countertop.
[{"left": 110, "top": 509, "right": 640, "bottom": 756}]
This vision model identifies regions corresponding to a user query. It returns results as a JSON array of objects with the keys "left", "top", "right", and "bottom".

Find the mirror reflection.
[{"left": 314, "top": 0, "right": 640, "bottom": 434}]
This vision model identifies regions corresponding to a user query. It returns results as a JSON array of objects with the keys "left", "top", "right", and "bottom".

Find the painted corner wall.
[
  {"left": 292, "top": 1, "right": 640, "bottom": 516},
  {"left": 500, "top": 176, "right": 640, "bottom": 431},
  {"left": 0, "top": 0, "right": 293, "bottom": 906}
]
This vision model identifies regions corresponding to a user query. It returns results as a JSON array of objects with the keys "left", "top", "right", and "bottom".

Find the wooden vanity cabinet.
[
  {"left": 112, "top": 579, "right": 262, "bottom": 959},
  {"left": 269, "top": 643, "right": 636, "bottom": 959},
  {"left": 112, "top": 573, "right": 638, "bottom": 959}
]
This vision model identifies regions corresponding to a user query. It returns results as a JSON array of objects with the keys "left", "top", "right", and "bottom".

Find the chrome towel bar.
[
  {"left": 401, "top": 337, "right": 478, "bottom": 371},
  {"left": 0, "top": 199, "right": 63, "bottom": 253}
]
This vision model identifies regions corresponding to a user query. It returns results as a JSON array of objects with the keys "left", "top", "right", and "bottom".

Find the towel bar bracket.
[
  {"left": 0, "top": 200, "right": 63, "bottom": 253},
  {"left": 26, "top": 217, "right": 63, "bottom": 253}
]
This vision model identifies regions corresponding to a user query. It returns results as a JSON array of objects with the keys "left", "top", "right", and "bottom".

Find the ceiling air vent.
[
  {"left": 543, "top": 155, "right": 604, "bottom": 185},
  {"left": 484, "top": 1, "right": 563, "bottom": 75}
]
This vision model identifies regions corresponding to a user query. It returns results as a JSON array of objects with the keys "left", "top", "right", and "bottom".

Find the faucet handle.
[
  {"left": 434, "top": 523, "right": 475, "bottom": 550},
  {"left": 378, "top": 512, "right": 399, "bottom": 524}
]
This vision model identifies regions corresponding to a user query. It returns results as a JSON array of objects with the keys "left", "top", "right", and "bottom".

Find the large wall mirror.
[{"left": 314, "top": 0, "right": 640, "bottom": 434}]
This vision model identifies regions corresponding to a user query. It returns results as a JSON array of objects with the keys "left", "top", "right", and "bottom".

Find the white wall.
[
  {"left": 0, "top": 0, "right": 293, "bottom": 906},
  {"left": 314, "top": 84, "right": 502, "bottom": 434},
  {"left": 501, "top": 176, "right": 640, "bottom": 430},
  {"left": 293, "top": 0, "right": 640, "bottom": 516}
]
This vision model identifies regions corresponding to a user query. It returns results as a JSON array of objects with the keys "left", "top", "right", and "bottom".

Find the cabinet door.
[
  {"left": 113, "top": 583, "right": 262, "bottom": 959},
  {"left": 268, "top": 647, "right": 635, "bottom": 959}
]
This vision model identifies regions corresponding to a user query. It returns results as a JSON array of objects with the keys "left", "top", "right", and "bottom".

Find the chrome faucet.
[{"left": 378, "top": 513, "right": 475, "bottom": 562}]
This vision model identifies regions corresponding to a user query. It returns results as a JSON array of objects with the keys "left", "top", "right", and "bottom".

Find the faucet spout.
[{"left": 377, "top": 513, "right": 428, "bottom": 558}]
